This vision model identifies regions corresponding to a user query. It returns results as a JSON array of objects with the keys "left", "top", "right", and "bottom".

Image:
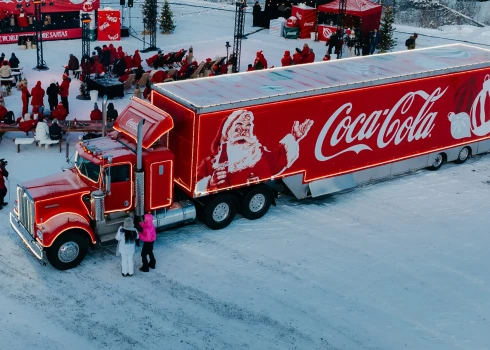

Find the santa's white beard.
[{"left": 213, "top": 137, "right": 263, "bottom": 173}]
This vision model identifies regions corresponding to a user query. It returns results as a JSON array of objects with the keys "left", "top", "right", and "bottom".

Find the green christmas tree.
[
  {"left": 379, "top": 6, "right": 396, "bottom": 53},
  {"left": 141, "top": 0, "right": 158, "bottom": 34},
  {"left": 159, "top": 0, "right": 176, "bottom": 34}
]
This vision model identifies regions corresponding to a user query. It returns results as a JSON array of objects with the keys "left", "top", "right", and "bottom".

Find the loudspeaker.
[
  {"left": 120, "top": 0, "right": 125, "bottom": 5},
  {"left": 128, "top": 0, "right": 133, "bottom": 7}
]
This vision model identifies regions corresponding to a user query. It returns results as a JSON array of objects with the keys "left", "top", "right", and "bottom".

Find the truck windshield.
[{"left": 75, "top": 155, "right": 100, "bottom": 183}]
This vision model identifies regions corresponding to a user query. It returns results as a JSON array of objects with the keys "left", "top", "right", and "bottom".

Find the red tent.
[{"left": 318, "top": 0, "right": 382, "bottom": 34}]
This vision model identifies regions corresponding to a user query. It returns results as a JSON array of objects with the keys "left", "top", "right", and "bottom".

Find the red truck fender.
[{"left": 38, "top": 212, "right": 96, "bottom": 248}]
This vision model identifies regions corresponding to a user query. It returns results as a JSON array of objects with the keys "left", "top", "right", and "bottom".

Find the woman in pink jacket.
[{"left": 138, "top": 213, "right": 156, "bottom": 272}]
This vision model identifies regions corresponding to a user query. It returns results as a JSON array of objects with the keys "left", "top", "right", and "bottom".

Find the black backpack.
[
  {"left": 3, "top": 111, "right": 14, "bottom": 125},
  {"left": 405, "top": 38, "right": 414, "bottom": 47}
]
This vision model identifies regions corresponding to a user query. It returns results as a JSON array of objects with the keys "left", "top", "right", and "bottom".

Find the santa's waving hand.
[{"left": 292, "top": 119, "right": 314, "bottom": 142}]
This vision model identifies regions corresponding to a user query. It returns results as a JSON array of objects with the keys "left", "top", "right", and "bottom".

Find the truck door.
[
  {"left": 149, "top": 160, "right": 173, "bottom": 209},
  {"left": 104, "top": 163, "right": 132, "bottom": 213}
]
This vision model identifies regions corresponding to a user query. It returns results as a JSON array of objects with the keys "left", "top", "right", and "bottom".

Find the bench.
[
  {"left": 36, "top": 137, "right": 63, "bottom": 152},
  {"left": 1, "top": 77, "right": 16, "bottom": 86},
  {"left": 14, "top": 137, "right": 36, "bottom": 153},
  {"left": 74, "top": 68, "right": 82, "bottom": 79}
]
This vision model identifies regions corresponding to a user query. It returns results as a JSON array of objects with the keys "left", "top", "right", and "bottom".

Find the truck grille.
[{"left": 17, "top": 186, "right": 35, "bottom": 237}]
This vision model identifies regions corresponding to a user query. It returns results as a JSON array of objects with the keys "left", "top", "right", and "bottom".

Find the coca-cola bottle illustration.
[{"left": 469, "top": 74, "right": 490, "bottom": 136}]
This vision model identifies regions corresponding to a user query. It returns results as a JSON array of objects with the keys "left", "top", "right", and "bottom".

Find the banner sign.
[
  {"left": 0, "top": 28, "right": 82, "bottom": 44},
  {"left": 97, "top": 9, "right": 120, "bottom": 41},
  {"left": 193, "top": 69, "right": 490, "bottom": 194},
  {"left": 318, "top": 24, "right": 336, "bottom": 42},
  {"left": 0, "top": 0, "right": 100, "bottom": 13},
  {"left": 291, "top": 5, "right": 317, "bottom": 39}
]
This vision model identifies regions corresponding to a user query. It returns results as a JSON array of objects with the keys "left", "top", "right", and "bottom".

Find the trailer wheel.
[
  {"left": 241, "top": 185, "right": 272, "bottom": 220},
  {"left": 428, "top": 153, "right": 445, "bottom": 171},
  {"left": 203, "top": 193, "right": 237, "bottom": 230},
  {"left": 46, "top": 230, "right": 89, "bottom": 270},
  {"left": 454, "top": 147, "right": 471, "bottom": 164}
]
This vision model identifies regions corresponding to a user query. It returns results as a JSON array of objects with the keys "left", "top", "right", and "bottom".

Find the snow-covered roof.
[{"left": 153, "top": 44, "right": 490, "bottom": 114}]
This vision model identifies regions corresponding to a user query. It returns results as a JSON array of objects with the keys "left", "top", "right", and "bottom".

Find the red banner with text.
[
  {"left": 97, "top": 9, "right": 120, "bottom": 41},
  {"left": 0, "top": 28, "right": 82, "bottom": 44},
  {"left": 0, "top": 0, "right": 99, "bottom": 13},
  {"left": 291, "top": 5, "right": 317, "bottom": 39}
]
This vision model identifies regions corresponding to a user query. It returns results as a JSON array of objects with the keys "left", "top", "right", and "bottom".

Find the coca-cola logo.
[
  {"left": 303, "top": 22, "right": 314, "bottom": 27},
  {"left": 106, "top": 14, "right": 118, "bottom": 23},
  {"left": 322, "top": 27, "right": 332, "bottom": 38},
  {"left": 315, "top": 87, "right": 448, "bottom": 161},
  {"left": 126, "top": 119, "right": 138, "bottom": 131},
  {"left": 99, "top": 22, "right": 109, "bottom": 31},
  {"left": 108, "top": 34, "right": 119, "bottom": 40}
]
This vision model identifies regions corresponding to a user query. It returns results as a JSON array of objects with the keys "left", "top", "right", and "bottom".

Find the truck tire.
[
  {"left": 428, "top": 153, "right": 445, "bottom": 171},
  {"left": 202, "top": 193, "right": 236, "bottom": 230},
  {"left": 240, "top": 185, "right": 272, "bottom": 220},
  {"left": 46, "top": 230, "right": 89, "bottom": 270},
  {"left": 454, "top": 147, "right": 471, "bottom": 164}
]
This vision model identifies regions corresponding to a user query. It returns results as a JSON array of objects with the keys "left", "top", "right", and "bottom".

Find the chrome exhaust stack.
[{"left": 135, "top": 119, "right": 146, "bottom": 219}]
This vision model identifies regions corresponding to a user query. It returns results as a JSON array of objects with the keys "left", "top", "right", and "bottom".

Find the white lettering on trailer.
[
  {"left": 315, "top": 87, "right": 448, "bottom": 161},
  {"left": 126, "top": 119, "right": 139, "bottom": 131}
]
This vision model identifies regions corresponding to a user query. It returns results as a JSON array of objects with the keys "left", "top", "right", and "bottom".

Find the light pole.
[
  {"left": 33, "top": 0, "right": 48, "bottom": 70},
  {"left": 225, "top": 41, "right": 231, "bottom": 60},
  {"left": 77, "top": 13, "right": 92, "bottom": 100}
]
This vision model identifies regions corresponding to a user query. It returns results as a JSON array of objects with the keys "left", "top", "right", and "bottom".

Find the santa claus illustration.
[{"left": 195, "top": 109, "right": 313, "bottom": 193}]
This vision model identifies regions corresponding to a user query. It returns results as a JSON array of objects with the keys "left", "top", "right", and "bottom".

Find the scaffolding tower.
[{"left": 232, "top": 1, "right": 247, "bottom": 73}]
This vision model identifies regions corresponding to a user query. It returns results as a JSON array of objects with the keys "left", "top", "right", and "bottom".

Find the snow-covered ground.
[{"left": 1, "top": 2, "right": 490, "bottom": 349}]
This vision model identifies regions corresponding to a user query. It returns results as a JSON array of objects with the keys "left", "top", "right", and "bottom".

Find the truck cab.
[{"left": 10, "top": 98, "right": 195, "bottom": 270}]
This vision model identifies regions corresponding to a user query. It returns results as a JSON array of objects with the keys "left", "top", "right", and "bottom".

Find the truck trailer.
[{"left": 10, "top": 44, "right": 490, "bottom": 269}]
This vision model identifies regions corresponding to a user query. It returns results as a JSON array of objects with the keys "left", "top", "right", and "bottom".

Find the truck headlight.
[{"left": 36, "top": 229, "right": 43, "bottom": 242}]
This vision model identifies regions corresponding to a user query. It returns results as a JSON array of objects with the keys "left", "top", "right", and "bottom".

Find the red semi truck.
[{"left": 10, "top": 44, "right": 490, "bottom": 269}]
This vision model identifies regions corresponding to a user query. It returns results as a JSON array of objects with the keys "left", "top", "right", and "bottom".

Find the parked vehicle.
[{"left": 10, "top": 44, "right": 490, "bottom": 269}]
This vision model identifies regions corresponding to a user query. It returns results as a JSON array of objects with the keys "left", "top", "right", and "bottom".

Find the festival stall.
[
  {"left": 0, "top": 0, "right": 100, "bottom": 45},
  {"left": 317, "top": 0, "right": 382, "bottom": 37},
  {"left": 97, "top": 9, "right": 120, "bottom": 41},
  {"left": 291, "top": 4, "right": 317, "bottom": 39}
]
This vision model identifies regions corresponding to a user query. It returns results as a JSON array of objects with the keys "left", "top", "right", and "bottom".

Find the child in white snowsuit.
[{"left": 116, "top": 217, "right": 139, "bottom": 277}]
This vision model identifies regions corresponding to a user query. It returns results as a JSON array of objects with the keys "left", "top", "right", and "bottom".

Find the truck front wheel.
[
  {"left": 203, "top": 193, "right": 237, "bottom": 230},
  {"left": 46, "top": 230, "right": 89, "bottom": 270},
  {"left": 240, "top": 185, "right": 272, "bottom": 220}
]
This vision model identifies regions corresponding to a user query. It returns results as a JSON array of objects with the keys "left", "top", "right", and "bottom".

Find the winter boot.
[
  {"left": 2, "top": 202, "right": 8, "bottom": 206},
  {"left": 139, "top": 266, "right": 149, "bottom": 272},
  {"left": 149, "top": 260, "right": 156, "bottom": 269},
  {"left": 122, "top": 273, "right": 127, "bottom": 277}
]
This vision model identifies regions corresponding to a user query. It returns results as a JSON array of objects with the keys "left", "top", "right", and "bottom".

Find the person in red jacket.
[
  {"left": 50, "top": 102, "right": 67, "bottom": 121},
  {"left": 124, "top": 54, "right": 133, "bottom": 69},
  {"left": 253, "top": 51, "right": 268, "bottom": 70},
  {"left": 281, "top": 50, "right": 293, "bottom": 67},
  {"left": 0, "top": 105, "right": 7, "bottom": 121},
  {"left": 30, "top": 81, "right": 45, "bottom": 109},
  {"left": 292, "top": 51, "right": 302, "bottom": 65},
  {"left": 132, "top": 50, "right": 142, "bottom": 68},
  {"left": 246, "top": 64, "right": 255, "bottom": 72},
  {"left": 118, "top": 69, "right": 132, "bottom": 83},
  {"left": 90, "top": 103, "right": 102, "bottom": 121},
  {"left": 109, "top": 44, "right": 117, "bottom": 64},
  {"left": 305, "top": 48, "right": 315, "bottom": 64},
  {"left": 323, "top": 53, "right": 331, "bottom": 61},
  {"left": 18, "top": 113, "right": 37, "bottom": 134},
  {"left": 58, "top": 74, "right": 70, "bottom": 114},
  {"left": 117, "top": 46, "right": 124, "bottom": 59},
  {"left": 20, "top": 82, "right": 31, "bottom": 116}
]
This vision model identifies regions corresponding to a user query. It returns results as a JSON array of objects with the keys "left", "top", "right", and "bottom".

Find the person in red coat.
[
  {"left": 118, "top": 69, "right": 131, "bottom": 83},
  {"left": 323, "top": 53, "right": 331, "bottom": 61},
  {"left": 0, "top": 105, "right": 7, "bottom": 120},
  {"left": 90, "top": 103, "right": 102, "bottom": 121},
  {"left": 132, "top": 50, "right": 142, "bottom": 68},
  {"left": 30, "top": 81, "right": 45, "bottom": 109},
  {"left": 246, "top": 64, "right": 255, "bottom": 72},
  {"left": 58, "top": 74, "right": 70, "bottom": 114},
  {"left": 51, "top": 102, "right": 67, "bottom": 121},
  {"left": 305, "top": 49, "right": 315, "bottom": 64},
  {"left": 109, "top": 44, "right": 117, "bottom": 64},
  {"left": 20, "top": 83, "right": 31, "bottom": 116},
  {"left": 292, "top": 52, "right": 302, "bottom": 65},
  {"left": 18, "top": 113, "right": 37, "bottom": 134},
  {"left": 124, "top": 54, "right": 133, "bottom": 69},
  {"left": 253, "top": 51, "right": 268, "bottom": 70},
  {"left": 117, "top": 46, "right": 124, "bottom": 59},
  {"left": 281, "top": 50, "right": 293, "bottom": 67}
]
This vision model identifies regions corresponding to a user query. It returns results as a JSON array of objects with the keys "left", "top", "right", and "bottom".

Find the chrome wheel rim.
[
  {"left": 458, "top": 148, "right": 469, "bottom": 161},
  {"left": 58, "top": 242, "right": 80, "bottom": 263},
  {"left": 212, "top": 203, "right": 230, "bottom": 223},
  {"left": 249, "top": 194, "right": 266, "bottom": 213},
  {"left": 433, "top": 154, "right": 443, "bottom": 168}
]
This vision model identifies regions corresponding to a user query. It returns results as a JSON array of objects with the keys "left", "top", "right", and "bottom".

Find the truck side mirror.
[{"left": 105, "top": 172, "right": 111, "bottom": 194}]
